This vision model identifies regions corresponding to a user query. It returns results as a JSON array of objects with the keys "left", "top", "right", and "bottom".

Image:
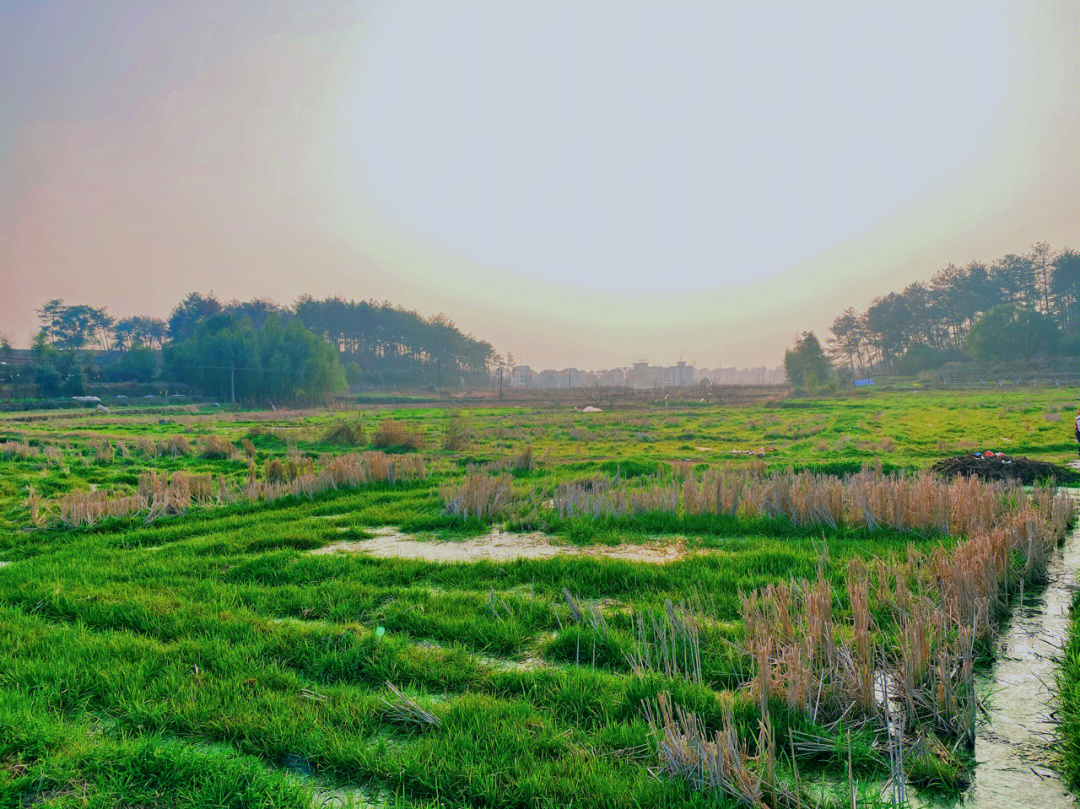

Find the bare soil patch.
[{"left": 312, "top": 527, "right": 690, "bottom": 564}]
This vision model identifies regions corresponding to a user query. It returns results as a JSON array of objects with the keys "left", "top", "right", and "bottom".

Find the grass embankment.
[{"left": 1056, "top": 579, "right": 1080, "bottom": 791}]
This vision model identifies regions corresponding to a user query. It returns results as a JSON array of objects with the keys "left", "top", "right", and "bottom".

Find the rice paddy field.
[{"left": 1, "top": 387, "right": 1078, "bottom": 808}]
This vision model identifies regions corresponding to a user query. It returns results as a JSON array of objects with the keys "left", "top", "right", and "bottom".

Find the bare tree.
[
  {"left": 583, "top": 381, "right": 606, "bottom": 408},
  {"left": 698, "top": 378, "right": 715, "bottom": 404},
  {"left": 603, "top": 385, "right": 628, "bottom": 409}
]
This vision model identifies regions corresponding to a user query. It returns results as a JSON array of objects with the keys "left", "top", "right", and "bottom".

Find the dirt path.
[{"left": 312, "top": 526, "right": 691, "bottom": 564}]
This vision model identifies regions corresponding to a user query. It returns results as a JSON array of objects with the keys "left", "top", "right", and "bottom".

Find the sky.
[{"left": 2, "top": 0, "right": 1078, "bottom": 368}]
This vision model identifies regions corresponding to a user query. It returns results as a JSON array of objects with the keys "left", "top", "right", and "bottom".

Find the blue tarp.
[{"left": 853, "top": 379, "right": 875, "bottom": 387}]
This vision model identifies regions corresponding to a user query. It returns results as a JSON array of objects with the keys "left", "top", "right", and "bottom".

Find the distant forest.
[
  {"left": 825, "top": 242, "right": 1079, "bottom": 375},
  {"left": 292, "top": 296, "right": 495, "bottom": 387},
  {"left": 5, "top": 293, "right": 496, "bottom": 402}
]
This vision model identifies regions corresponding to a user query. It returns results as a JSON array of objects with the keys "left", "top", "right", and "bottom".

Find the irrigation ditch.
[{"left": 917, "top": 489, "right": 1080, "bottom": 808}]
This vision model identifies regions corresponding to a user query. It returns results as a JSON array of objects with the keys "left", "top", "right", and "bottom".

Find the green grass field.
[{"left": 1, "top": 388, "right": 1078, "bottom": 808}]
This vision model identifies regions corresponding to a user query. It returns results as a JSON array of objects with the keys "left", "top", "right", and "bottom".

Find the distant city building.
[
  {"left": 623, "top": 360, "right": 696, "bottom": 388},
  {"left": 515, "top": 359, "right": 784, "bottom": 389},
  {"left": 509, "top": 365, "right": 535, "bottom": 387},
  {"left": 668, "top": 361, "right": 693, "bottom": 387},
  {"left": 696, "top": 366, "right": 786, "bottom": 385},
  {"left": 627, "top": 361, "right": 649, "bottom": 388},
  {"left": 536, "top": 368, "right": 583, "bottom": 388},
  {"left": 598, "top": 368, "right": 627, "bottom": 387},
  {"left": 536, "top": 369, "right": 560, "bottom": 388}
]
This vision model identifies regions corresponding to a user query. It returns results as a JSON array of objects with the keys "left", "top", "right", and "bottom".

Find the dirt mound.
[{"left": 931, "top": 454, "right": 1076, "bottom": 485}]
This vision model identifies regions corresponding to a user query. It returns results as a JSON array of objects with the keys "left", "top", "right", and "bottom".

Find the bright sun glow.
[{"left": 343, "top": 1, "right": 1015, "bottom": 294}]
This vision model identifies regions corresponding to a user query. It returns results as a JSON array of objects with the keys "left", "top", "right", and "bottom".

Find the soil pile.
[{"left": 932, "top": 454, "right": 1076, "bottom": 485}]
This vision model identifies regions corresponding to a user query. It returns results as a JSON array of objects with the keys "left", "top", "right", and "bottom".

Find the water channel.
[{"left": 924, "top": 490, "right": 1080, "bottom": 807}]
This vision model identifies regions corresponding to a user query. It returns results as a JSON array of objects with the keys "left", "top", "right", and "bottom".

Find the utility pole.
[
  {"left": 498, "top": 366, "right": 503, "bottom": 399},
  {"left": 230, "top": 364, "right": 236, "bottom": 405}
]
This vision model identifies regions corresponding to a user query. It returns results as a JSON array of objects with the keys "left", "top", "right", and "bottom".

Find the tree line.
[
  {"left": 292, "top": 296, "right": 495, "bottom": 388},
  {"left": 164, "top": 313, "right": 343, "bottom": 404},
  {"left": 825, "top": 242, "right": 1079, "bottom": 374},
  {"left": 13, "top": 293, "right": 496, "bottom": 402}
]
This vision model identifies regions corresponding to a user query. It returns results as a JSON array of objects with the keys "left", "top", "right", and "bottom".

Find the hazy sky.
[{"left": 2, "top": 0, "right": 1078, "bottom": 368}]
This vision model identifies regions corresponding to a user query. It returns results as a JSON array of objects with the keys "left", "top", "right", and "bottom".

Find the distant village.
[{"left": 506, "top": 360, "right": 785, "bottom": 389}]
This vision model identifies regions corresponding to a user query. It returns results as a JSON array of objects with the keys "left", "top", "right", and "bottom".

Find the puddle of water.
[
  {"left": 923, "top": 493, "right": 1080, "bottom": 808},
  {"left": 281, "top": 752, "right": 382, "bottom": 808},
  {"left": 312, "top": 526, "right": 690, "bottom": 564},
  {"left": 480, "top": 654, "right": 546, "bottom": 672},
  {"left": 270, "top": 616, "right": 342, "bottom": 631},
  {"left": 310, "top": 784, "right": 381, "bottom": 808}
]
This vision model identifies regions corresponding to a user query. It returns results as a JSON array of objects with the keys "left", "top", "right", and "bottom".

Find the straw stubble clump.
[
  {"left": 740, "top": 484, "right": 1073, "bottom": 745},
  {"left": 646, "top": 692, "right": 796, "bottom": 809},
  {"left": 440, "top": 473, "right": 513, "bottom": 520},
  {"left": 0, "top": 441, "right": 38, "bottom": 460},
  {"left": 45, "top": 451, "right": 427, "bottom": 527},
  {"left": 640, "top": 475, "right": 1074, "bottom": 803},
  {"left": 373, "top": 419, "right": 425, "bottom": 451},
  {"left": 198, "top": 434, "right": 239, "bottom": 459},
  {"left": 321, "top": 419, "right": 365, "bottom": 447},
  {"left": 442, "top": 464, "right": 1043, "bottom": 540}
]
